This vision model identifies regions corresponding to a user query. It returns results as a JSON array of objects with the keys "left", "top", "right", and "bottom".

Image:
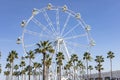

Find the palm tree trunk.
[
  {"left": 35, "top": 69, "right": 37, "bottom": 80},
  {"left": 11, "top": 62, "right": 14, "bottom": 80},
  {"left": 46, "top": 67, "right": 49, "bottom": 80},
  {"left": 24, "top": 73, "right": 26, "bottom": 80},
  {"left": 43, "top": 53, "right": 46, "bottom": 80},
  {"left": 86, "top": 60, "right": 89, "bottom": 80},
  {"left": 7, "top": 68, "right": 10, "bottom": 80},
  {"left": 110, "top": 59, "right": 113, "bottom": 79},
  {"left": 39, "top": 68, "right": 41, "bottom": 80},
  {"left": 89, "top": 70, "right": 91, "bottom": 80},
  {"left": 33, "top": 71, "right": 35, "bottom": 80},
  {"left": 18, "top": 75, "right": 19, "bottom": 80},
  {"left": 22, "top": 67, "right": 24, "bottom": 80},
  {"left": 29, "top": 59, "right": 31, "bottom": 80},
  {"left": 6, "top": 75, "right": 7, "bottom": 80},
  {"left": 99, "top": 70, "right": 101, "bottom": 80},
  {"left": 74, "top": 62, "right": 75, "bottom": 80},
  {"left": 82, "top": 68, "right": 84, "bottom": 80},
  {"left": 59, "top": 65, "right": 61, "bottom": 80}
]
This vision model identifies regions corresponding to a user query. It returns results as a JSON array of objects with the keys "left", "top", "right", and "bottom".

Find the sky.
[{"left": 0, "top": 0, "right": 120, "bottom": 79}]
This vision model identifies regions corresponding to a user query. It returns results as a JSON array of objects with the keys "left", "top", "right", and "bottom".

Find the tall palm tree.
[
  {"left": 107, "top": 51, "right": 115, "bottom": 79},
  {"left": 7, "top": 50, "right": 18, "bottom": 80},
  {"left": 95, "top": 56, "right": 104, "bottom": 80},
  {"left": 70, "top": 54, "right": 78, "bottom": 80},
  {"left": 88, "top": 65, "right": 93, "bottom": 80},
  {"left": 83, "top": 52, "right": 92, "bottom": 80},
  {"left": 56, "top": 52, "right": 64, "bottom": 80},
  {"left": 25, "top": 50, "right": 35, "bottom": 80},
  {"left": 35, "top": 40, "right": 54, "bottom": 80}
]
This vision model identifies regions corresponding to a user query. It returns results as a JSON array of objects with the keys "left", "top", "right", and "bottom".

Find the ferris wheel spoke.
[
  {"left": 56, "top": 8, "right": 60, "bottom": 35},
  {"left": 77, "top": 19, "right": 86, "bottom": 30},
  {"left": 63, "top": 23, "right": 80, "bottom": 37},
  {"left": 24, "top": 29, "right": 53, "bottom": 39},
  {"left": 42, "top": 10, "right": 57, "bottom": 36},
  {"left": 32, "top": 18, "right": 54, "bottom": 36},
  {"left": 64, "top": 33, "right": 87, "bottom": 40},
  {"left": 66, "top": 41, "right": 89, "bottom": 48},
  {"left": 63, "top": 40, "right": 70, "bottom": 60},
  {"left": 62, "top": 44, "right": 71, "bottom": 61},
  {"left": 78, "top": 19, "right": 92, "bottom": 43},
  {"left": 61, "top": 14, "right": 71, "bottom": 36}
]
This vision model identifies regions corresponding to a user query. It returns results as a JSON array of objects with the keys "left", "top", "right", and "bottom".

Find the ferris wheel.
[{"left": 17, "top": 3, "right": 95, "bottom": 61}]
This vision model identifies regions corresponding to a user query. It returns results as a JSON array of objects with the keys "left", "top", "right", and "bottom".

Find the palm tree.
[
  {"left": 35, "top": 40, "right": 54, "bottom": 80},
  {"left": 88, "top": 65, "right": 93, "bottom": 80},
  {"left": 83, "top": 52, "right": 92, "bottom": 80},
  {"left": 7, "top": 50, "right": 18, "bottom": 80},
  {"left": 95, "top": 56, "right": 104, "bottom": 80},
  {"left": 25, "top": 50, "right": 35, "bottom": 80},
  {"left": 70, "top": 54, "right": 78, "bottom": 80},
  {"left": 56, "top": 52, "right": 64, "bottom": 80},
  {"left": 107, "top": 51, "right": 115, "bottom": 79}
]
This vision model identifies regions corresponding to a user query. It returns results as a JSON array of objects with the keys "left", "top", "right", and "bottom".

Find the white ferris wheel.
[{"left": 17, "top": 3, "right": 95, "bottom": 61}]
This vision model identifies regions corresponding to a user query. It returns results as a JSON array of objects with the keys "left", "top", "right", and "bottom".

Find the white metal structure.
[
  {"left": 17, "top": 3, "right": 95, "bottom": 80},
  {"left": 18, "top": 3, "right": 95, "bottom": 61}
]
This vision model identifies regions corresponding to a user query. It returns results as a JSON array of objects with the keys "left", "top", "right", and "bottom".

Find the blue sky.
[{"left": 0, "top": 0, "right": 120, "bottom": 79}]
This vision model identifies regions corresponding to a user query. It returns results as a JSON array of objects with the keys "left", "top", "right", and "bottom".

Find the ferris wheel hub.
[
  {"left": 55, "top": 37, "right": 64, "bottom": 44},
  {"left": 58, "top": 38, "right": 64, "bottom": 44}
]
